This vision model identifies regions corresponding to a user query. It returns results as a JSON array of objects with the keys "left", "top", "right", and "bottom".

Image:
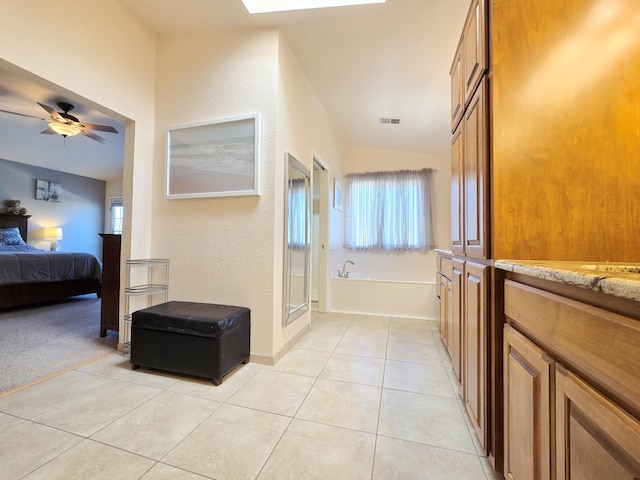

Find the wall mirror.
[{"left": 283, "top": 153, "right": 311, "bottom": 326}]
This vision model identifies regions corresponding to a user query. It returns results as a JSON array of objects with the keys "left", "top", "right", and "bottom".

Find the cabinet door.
[
  {"left": 451, "top": 123, "right": 465, "bottom": 256},
  {"left": 450, "top": 39, "right": 464, "bottom": 131},
  {"left": 464, "top": 260, "right": 489, "bottom": 453},
  {"left": 503, "top": 325, "right": 553, "bottom": 480},
  {"left": 451, "top": 258, "right": 465, "bottom": 392},
  {"left": 556, "top": 365, "right": 640, "bottom": 480},
  {"left": 437, "top": 273, "right": 448, "bottom": 347},
  {"left": 463, "top": 0, "right": 487, "bottom": 104},
  {"left": 464, "top": 81, "right": 489, "bottom": 259}
]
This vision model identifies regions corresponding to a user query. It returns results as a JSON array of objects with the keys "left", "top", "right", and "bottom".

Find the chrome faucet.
[{"left": 338, "top": 260, "right": 355, "bottom": 278}]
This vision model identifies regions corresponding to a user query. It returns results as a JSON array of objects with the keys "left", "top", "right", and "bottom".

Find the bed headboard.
[{"left": 0, "top": 213, "right": 30, "bottom": 242}]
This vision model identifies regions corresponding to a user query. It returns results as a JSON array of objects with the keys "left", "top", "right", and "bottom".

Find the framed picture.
[
  {"left": 166, "top": 113, "right": 260, "bottom": 199},
  {"left": 333, "top": 178, "right": 342, "bottom": 211},
  {"left": 35, "top": 180, "right": 62, "bottom": 202}
]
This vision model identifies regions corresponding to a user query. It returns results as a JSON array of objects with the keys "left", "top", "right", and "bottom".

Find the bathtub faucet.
[{"left": 339, "top": 260, "right": 355, "bottom": 278}]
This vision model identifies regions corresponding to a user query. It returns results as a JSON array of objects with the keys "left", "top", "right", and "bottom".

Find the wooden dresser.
[{"left": 99, "top": 234, "right": 121, "bottom": 337}]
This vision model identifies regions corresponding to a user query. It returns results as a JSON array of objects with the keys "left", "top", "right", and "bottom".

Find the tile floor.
[{"left": 0, "top": 312, "right": 503, "bottom": 480}]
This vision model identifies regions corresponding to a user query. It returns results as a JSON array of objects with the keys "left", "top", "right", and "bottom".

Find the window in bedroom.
[
  {"left": 344, "top": 168, "right": 435, "bottom": 250},
  {"left": 110, "top": 197, "right": 124, "bottom": 234}
]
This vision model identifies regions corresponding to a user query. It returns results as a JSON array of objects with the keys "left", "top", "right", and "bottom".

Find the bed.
[{"left": 0, "top": 213, "right": 102, "bottom": 309}]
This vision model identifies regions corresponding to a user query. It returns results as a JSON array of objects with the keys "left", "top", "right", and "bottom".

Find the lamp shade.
[
  {"left": 49, "top": 122, "right": 82, "bottom": 137},
  {"left": 44, "top": 227, "right": 63, "bottom": 240}
]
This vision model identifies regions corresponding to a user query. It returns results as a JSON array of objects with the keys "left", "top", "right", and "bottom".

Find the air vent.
[{"left": 379, "top": 117, "right": 401, "bottom": 125}]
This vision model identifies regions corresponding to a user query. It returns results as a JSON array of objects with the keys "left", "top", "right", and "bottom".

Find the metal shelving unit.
[{"left": 123, "top": 258, "right": 169, "bottom": 351}]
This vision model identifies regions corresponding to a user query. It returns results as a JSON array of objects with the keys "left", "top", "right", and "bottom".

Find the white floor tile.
[
  {"left": 378, "top": 388, "right": 477, "bottom": 454},
  {"left": 163, "top": 404, "right": 290, "bottom": 480},
  {"left": 258, "top": 419, "right": 376, "bottom": 480},
  {"left": 296, "top": 378, "right": 381, "bottom": 432},
  {"left": 227, "top": 369, "right": 316, "bottom": 416},
  {"left": 91, "top": 390, "right": 221, "bottom": 459}
]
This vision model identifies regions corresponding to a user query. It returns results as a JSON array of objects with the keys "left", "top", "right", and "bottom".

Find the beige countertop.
[{"left": 495, "top": 260, "right": 640, "bottom": 303}]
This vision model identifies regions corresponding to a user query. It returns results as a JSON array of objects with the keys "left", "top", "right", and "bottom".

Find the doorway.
[{"left": 312, "top": 155, "right": 329, "bottom": 312}]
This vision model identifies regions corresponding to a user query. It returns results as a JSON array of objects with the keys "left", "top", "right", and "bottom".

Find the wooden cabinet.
[
  {"left": 450, "top": 39, "right": 464, "bottom": 131},
  {"left": 555, "top": 365, "right": 640, "bottom": 480},
  {"left": 451, "top": 124, "right": 465, "bottom": 257},
  {"left": 449, "top": 0, "right": 493, "bottom": 467},
  {"left": 463, "top": 83, "right": 489, "bottom": 259},
  {"left": 462, "top": 0, "right": 487, "bottom": 104},
  {"left": 451, "top": 258, "right": 465, "bottom": 390},
  {"left": 99, "top": 233, "right": 121, "bottom": 337},
  {"left": 503, "top": 324, "right": 552, "bottom": 480},
  {"left": 437, "top": 272, "right": 448, "bottom": 344},
  {"left": 437, "top": 253, "right": 463, "bottom": 391},
  {"left": 451, "top": 77, "right": 489, "bottom": 260},
  {"left": 503, "top": 275, "right": 640, "bottom": 479},
  {"left": 464, "top": 260, "right": 489, "bottom": 452}
]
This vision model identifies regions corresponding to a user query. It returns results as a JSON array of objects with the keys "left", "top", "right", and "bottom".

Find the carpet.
[{"left": 0, "top": 295, "right": 118, "bottom": 394}]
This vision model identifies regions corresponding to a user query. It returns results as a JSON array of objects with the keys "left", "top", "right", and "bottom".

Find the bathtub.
[{"left": 329, "top": 273, "right": 436, "bottom": 320}]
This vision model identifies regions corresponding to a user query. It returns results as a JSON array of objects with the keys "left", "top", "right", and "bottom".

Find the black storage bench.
[{"left": 130, "top": 301, "right": 250, "bottom": 385}]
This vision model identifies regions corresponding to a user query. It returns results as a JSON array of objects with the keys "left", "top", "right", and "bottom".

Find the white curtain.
[
  {"left": 344, "top": 169, "right": 434, "bottom": 250},
  {"left": 288, "top": 178, "right": 307, "bottom": 248}
]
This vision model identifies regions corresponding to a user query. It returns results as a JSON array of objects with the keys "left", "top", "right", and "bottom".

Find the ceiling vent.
[{"left": 379, "top": 117, "right": 401, "bottom": 125}]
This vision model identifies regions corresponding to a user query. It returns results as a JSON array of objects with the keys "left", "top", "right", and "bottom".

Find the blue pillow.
[{"left": 0, "top": 227, "right": 27, "bottom": 245}]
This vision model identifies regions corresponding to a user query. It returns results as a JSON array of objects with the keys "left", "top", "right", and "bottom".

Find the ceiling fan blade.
[
  {"left": 81, "top": 129, "right": 109, "bottom": 144},
  {"left": 37, "top": 102, "right": 65, "bottom": 123},
  {"left": 40, "top": 127, "right": 57, "bottom": 135},
  {"left": 81, "top": 123, "right": 118, "bottom": 133},
  {"left": 0, "top": 108, "right": 46, "bottom": 121}
]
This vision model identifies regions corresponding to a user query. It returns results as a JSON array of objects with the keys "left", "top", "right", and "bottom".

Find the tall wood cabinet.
[
  {"left": 448, "top": 0, "right": 640, "bottom": 474},
  {"left": 99, "top": 234, "right": 121, "bottom": 337},
  {"left": 446, "top": 0, "right": 492, "bottom": 460}
]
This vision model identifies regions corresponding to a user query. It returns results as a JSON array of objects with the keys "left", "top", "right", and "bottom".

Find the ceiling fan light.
[{"left": 49, "top": 122, "right": 82, "bottom": 137}]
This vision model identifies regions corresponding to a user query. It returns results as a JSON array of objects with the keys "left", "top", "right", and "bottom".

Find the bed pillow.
[{"left": 0, "top": 227, "right": 27, "bottom": 245}]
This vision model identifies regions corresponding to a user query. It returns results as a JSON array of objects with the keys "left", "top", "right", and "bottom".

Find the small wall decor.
[
  {"left": 166, "top": 113, "right": 261, "bottom": 199},
  {"left": 35, "top": 180, "right": 62, "bottom": 202},
  {"left": 333, "top": 178, "right": 343, "bottom": 211}
]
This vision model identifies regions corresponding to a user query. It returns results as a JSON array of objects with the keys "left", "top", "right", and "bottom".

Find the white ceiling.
[{"left": 0, "top": 0, "right": 469, "bottom": 181}]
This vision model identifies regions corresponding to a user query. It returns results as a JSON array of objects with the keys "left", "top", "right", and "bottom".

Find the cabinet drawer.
[
  {"left": 504, "top": 280, "right": 640, "bottom": 417},
  {"left": 440, "top": 256, "right": 453, "bottom": 279}
]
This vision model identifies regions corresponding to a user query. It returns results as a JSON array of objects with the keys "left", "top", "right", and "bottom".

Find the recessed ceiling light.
[{"left": 241, "top": 0, "right": 385, "bottom": 14}]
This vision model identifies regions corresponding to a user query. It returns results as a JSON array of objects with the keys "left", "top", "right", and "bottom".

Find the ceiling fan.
[{"left": 0, "top": 101, "right": 118, "bottom": 143}]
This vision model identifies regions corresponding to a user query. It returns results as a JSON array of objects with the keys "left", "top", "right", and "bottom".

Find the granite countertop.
[{"left": 495, "top": 260, "right": 640, "bottom": 303}]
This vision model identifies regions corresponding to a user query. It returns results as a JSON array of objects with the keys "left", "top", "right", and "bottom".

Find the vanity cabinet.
[
  {"left": 503, "top": 276, "right": 640, "bottom": 480},
  {"left": 437, "top": 252, "right": 464, "bottom": 392},
  {"left": 463, "top": 260, "right": 489, "bottom": 451},
  {"left": 503, "top": 325, "right": 552, "bottom": 480}
]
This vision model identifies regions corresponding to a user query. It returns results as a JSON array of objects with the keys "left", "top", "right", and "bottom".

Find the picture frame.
[
  {"left": 166, "top": 113, "right": 261, "bottom": 199},
  {"left": 35, "top": 180, "right": 62, "bottom": 202},
  {"left": 333, "top": 178, "right": 342, "bottom": 211}
]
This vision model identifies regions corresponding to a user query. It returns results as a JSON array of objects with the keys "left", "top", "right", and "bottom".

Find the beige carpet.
[{"left": 0, "top": 295, "right": 118, "bottom": 394}]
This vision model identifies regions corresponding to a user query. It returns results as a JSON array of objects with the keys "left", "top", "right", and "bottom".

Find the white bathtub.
[{"left": 329, "top": 274, "right": 436, "bottom": 320}]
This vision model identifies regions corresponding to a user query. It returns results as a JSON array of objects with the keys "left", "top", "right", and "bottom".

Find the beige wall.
[
  {"left": 152, "top": 29, "right": 280, "bottom": 358},
  {"left": 275, "top": 32, "right": 345, "bottom": 356},
  {"left": 339, "top": 146, "right": 451, "bottom": 281}
]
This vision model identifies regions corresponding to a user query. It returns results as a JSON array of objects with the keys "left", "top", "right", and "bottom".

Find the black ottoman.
[{"left": 130, "top": 301, "right": 250, "bottom": 385}]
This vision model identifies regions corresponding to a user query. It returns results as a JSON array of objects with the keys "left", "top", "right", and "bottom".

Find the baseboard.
[{"left": 249, "top": 323, "right": 311, "bottom": 366}]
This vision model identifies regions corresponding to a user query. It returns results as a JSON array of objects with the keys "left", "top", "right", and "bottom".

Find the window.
[
  {"left": 110, "top": 197, "right": 124, "bottom": 234},
  {"left": 344, "top": 169, "right": 434, "bottom": 250}
]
